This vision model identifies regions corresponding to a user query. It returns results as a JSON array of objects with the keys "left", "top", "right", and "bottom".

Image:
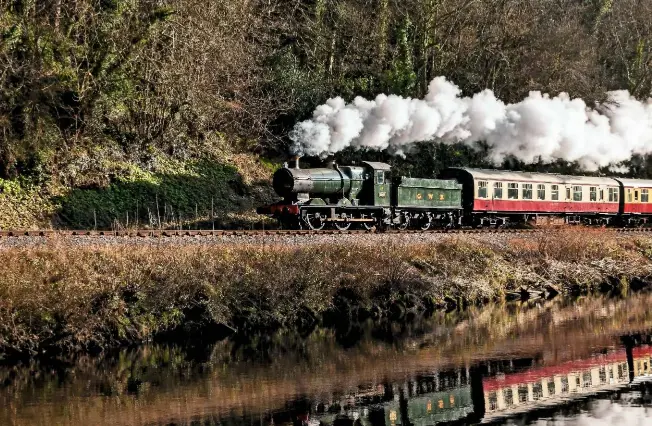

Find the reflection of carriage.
[
  {"left": 309, "top": 382, "right": 475, "bottom": 426},
  {"left": 382, "top": 388, "right": 475, "bottom": 426}
]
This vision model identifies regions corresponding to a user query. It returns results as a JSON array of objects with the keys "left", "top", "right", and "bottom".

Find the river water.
[{"left": 2, "top": 293, "right": 652, "bottom": 426}]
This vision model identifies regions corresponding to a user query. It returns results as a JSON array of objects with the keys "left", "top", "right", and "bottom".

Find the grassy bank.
[
  {"left": 1, "top": 229, "right": 652, "bottom": 359},
  {"left": 0, "top": 149, "right": 278, "bottom": 230}
]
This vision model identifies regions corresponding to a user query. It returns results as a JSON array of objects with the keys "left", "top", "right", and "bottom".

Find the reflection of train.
[
  {"left": 482, "top": 346, "right": 652, "bottom": 419},
  {"left": 307, "top": 346, "right": 652, "bottom": 426},
  {"left": 257, "top": 159, "right": 652, "bottom": 229}
]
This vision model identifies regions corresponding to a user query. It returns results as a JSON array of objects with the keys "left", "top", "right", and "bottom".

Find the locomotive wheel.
[
  {"left": 397, "top": 217, "right": 409, "bottom": 230},
  {"left": 331, "top": 213, "right": 351, "bottom": 230},
  {"left": 360, "top": 214, "right": 376, "bottom": 230},
  {"left": 305, "top": 213, "right": 325, "bottom": 231},
  {"left": 334, "top": 221, "right": 351, "bottom": 231}
]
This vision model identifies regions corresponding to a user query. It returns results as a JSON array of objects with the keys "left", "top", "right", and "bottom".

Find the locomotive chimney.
[
  {"left": 324, "top": 155, "right": 337, "bottom": 169},
  {"left": 292, "top": 156, "right": 301, "bottom": 169}
]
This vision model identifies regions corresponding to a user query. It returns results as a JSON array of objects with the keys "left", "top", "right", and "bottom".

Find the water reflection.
[
  {"left": 298, "top": 342, "right": 652, "bottom": 426},
  {"left": 2, "top": 293, "right": 652, "bottom": 425}
]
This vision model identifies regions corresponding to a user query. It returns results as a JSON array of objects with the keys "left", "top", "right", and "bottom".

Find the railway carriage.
[
  {"left": 439, "top": 168, "right": 621, "bottom": 226},
  {"left": 614, "top": 178, "right": 652, "bottom": 219}
]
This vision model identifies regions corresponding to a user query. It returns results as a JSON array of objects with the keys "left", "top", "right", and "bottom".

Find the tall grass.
[{"left": 1, "top": 230, "right": 651, "bottom": 358}]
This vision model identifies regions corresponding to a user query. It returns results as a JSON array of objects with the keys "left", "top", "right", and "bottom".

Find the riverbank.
[{"left": 1, "top": 228, "right": 652, "bottom": 359}]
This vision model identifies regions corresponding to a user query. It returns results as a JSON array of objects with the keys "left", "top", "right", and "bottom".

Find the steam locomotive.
[{"left": 256, "top": 159, "right": 652, "bottom": 229}]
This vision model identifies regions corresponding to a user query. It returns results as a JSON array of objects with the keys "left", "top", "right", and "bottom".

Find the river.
[{"left": 2, "top": 293, "right": 652, "bottom": 425}]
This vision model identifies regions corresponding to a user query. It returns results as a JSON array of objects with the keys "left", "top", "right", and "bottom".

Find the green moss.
[{"left": 259, "top": 158, "right": 281, "bottom": 174}]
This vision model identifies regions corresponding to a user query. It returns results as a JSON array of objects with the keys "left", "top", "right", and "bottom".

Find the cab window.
[{"left": 376, "top": 171, "right": 385, "bottom": 185}]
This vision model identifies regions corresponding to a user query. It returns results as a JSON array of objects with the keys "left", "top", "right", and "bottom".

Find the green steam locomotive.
[{"left": 257, "top": 159, "right": 462, "bottom": 230}]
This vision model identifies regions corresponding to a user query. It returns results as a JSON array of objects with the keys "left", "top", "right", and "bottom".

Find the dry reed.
[{"left": 1, "top": 229, "right": 651, "bottom": 358}]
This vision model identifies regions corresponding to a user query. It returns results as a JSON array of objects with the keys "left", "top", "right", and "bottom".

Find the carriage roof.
[
  {"left": 614, "top": 178, "right": 652, "bottom": 188},
  {"left": 446, "top": 168, "right": 619, "bottom": 187}
]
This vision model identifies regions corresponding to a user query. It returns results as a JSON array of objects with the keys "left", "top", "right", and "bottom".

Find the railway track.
[{"left": 0, "top": 227, "right": 651, "bottom": 238}]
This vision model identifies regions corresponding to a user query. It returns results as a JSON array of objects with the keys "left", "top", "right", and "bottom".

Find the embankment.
[{"left": 1, "top": 228, "right": 651, "bottom": 359}]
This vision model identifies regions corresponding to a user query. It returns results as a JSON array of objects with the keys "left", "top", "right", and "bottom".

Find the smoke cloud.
[{"left": 289, "top": 77, "right": 652, "bottom": 171}]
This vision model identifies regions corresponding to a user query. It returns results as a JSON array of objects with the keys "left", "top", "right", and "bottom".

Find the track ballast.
[{"left": 0, "top": 227, "right": 650, "bottom": 238}]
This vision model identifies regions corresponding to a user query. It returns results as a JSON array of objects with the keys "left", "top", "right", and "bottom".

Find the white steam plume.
[{"left": 289, "top": 76, "right": 652, "bottom": 171}]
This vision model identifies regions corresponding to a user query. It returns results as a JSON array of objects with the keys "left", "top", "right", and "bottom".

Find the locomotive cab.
[{"left": 360, "top": 161, "right": 392, "bottom": 207}]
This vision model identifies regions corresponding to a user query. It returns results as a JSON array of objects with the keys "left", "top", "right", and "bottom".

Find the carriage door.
[
  {"left": 632, "top": 187, "right": 641, "bottom": 214},
  {"left": 598, "top": 186, "right": 606, "bottom": 212},
  {"left": 565, "top": 185, "right": 572, "bottom": 212}
]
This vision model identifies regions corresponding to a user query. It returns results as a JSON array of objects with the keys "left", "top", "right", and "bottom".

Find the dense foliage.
[{"left": 1, "top": 0, "right": 651, "bottom": 226}]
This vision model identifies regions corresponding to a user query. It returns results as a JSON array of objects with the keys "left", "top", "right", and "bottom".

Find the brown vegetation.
[{"left": 0, "top": 229, "right": 651, "bottom": 359}]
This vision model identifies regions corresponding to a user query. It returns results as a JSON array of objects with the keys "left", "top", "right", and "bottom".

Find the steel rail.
[{"left": 0, "top": 227, "right": 650, "bottom": 238}]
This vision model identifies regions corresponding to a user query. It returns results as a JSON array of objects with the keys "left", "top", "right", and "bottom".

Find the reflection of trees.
[{"left": 2, "top": 293, "right": 652, "bottom": 426}]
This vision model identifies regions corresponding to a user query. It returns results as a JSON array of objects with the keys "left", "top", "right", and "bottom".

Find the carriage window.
[
  {"left": 508, "top": 183, "right": 519, "bottom": 199},
  {"left": 494, "top": 182, "right": 503, "bottom": 199},
  {"left": 609, "top": 188, "right": 619, "bottom": 202},
  {"left": 478, "top": 181, "right": 488, "bottom": 198},
  {"left": 488, "top": 391, "right": 498, "bottom": 411},
  {"left": 503, "top": 387, "right": 514, "bottom": 407},
  {"left": 566, "top": 187, "right": 571, "bottom": 200},
  {"left": 635, "top": 190, "right": 640, "bottom": 201},
  {"left": 522, "top": 183, "right": 533, "bottom": 200},
  {"left": 537, "top": 184, "right": 546, "bottom": 200},
  {"left": 643, "top": 189, "right": 649, "bottom": 203},
  {"left": 376, "top": 171, "right": 385, "bottom": 185},
  {"left": 600, "top": 189, "right": 605, "bottom": 201},
  {"left": 573, "top": 186, "right": 583, "bottom": 201},
  {"left": 590, "top": 187, "right": 597, "bottom": 202},
  {"left": 551, "top": 185, "right": 559, "bottom": 201}
]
